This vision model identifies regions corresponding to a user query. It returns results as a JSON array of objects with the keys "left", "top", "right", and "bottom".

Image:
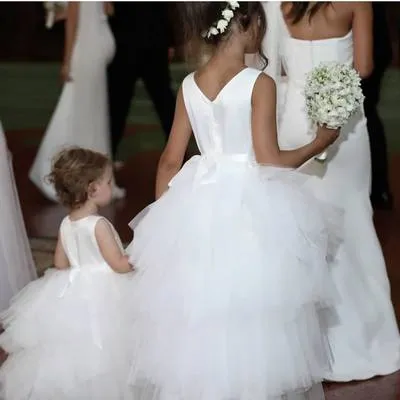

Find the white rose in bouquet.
[{"left": 304, "top": 62, "right": 364, "bottom": 162}]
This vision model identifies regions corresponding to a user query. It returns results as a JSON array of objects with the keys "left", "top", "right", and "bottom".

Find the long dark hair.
[
  {"left": 285, "top": 2, "right": 331, "bottom": 24},
  {"left": 178, "top": 2, "right": 267, "bottom": 68}
]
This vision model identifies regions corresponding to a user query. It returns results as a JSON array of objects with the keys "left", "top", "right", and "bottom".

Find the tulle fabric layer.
[
  {"left": 125, "top": 159, "right": 343, "bottom": 400},
  {"left": 0, "top": 268, "right": 134, "bottom": 400}
]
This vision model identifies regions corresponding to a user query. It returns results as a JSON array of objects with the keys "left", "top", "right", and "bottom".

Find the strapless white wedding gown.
[
  {"left": 29, "top": 2, "right": 124, "bottom": 201},
  {"left": 0, "top": 121, "right": 36, "bottom": 312},
  {"left": 275, "top": 11, "right": 400, "bottom": 381}
]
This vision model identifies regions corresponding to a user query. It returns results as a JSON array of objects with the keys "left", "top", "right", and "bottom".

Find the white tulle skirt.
[
  {"left": 0, "top": 267, "right": 134, "bottom": 400},
  {"left": 0, "top": 121, "right": 36, "bottom": 313},
  {"left": 125, "top": 156, "right": 343, "bottom": 400}
]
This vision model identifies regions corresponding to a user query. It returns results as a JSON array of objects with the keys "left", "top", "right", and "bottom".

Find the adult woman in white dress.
[
  {"left": 29, "top": 2, "right": 125, "bottom": 201},
  {"left": 260, "top": 2, "right": 400, "bottom": 382},
  {"left": 0, "top": 121, "right": 36, "bottom": 312}
]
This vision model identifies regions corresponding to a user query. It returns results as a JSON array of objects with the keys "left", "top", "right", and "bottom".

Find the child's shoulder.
[
  {"left": 180, "top": 67, "right": 266, "bottom": 92},
  {"left": 252, "top": 71, "right": 276, "bottom": 92},
  {"left": 181, "top": 71, "right": 195, "bottom": 87},
  {"left": 60, "top": 214, "right": 108, "bottom": 232},
  {"left": 61, "top": 214, "right": 103, "bottom": 223}
]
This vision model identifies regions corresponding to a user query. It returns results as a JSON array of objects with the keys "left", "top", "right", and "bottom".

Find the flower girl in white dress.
[
  {"left": 29, "top": 2, "right": 125, "bottom": 201},
  {"left": 125, "top": 2, "right": 342, "bottom": 399},
  {"left": 1, "top": 148, "right": 133, "bottom": 400},
  {"left": 0, "top": 121, "right": 36, "bottom": 313}
]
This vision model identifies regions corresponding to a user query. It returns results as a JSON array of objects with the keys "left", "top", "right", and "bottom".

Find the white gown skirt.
[
  {"left": 126, "top": 157, "right": 343, "bottom": 400},
  {"left": 279, "top": 82, "right": 400, "bottom": 381},
  {"left": 0, "top": 122, "right": 36, "bottom": 313},
  {"left": 29, "top": 30, "right": 114, "bottom": 202},
  {"left": 0, "top": 267, "right": 134, "bottom": 400}
]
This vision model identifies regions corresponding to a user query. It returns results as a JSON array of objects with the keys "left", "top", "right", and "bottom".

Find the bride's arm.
[
  {"left": 61, "top": 2, "right": 80, "bottom": 82},
  {"left": 251, "top": 74, "right": 339, "bottom": 168},
  {"left": 352, "top": 2, "right": 373, "bottom": 78}
]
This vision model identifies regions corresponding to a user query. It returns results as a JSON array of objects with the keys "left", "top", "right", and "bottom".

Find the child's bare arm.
[
  {"left": 54, "top": 234, "right": 70, "bottom": 269},
  {"left": 155, "top": 85, "right": 192, "bottom": 199},
  {"left": 95, "top": 219, "right": 133, "bottom": 273},
  {"left": 251, "top": 73, "right": 339, "bottom": 168}
]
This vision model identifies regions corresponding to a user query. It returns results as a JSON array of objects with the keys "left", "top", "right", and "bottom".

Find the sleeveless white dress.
[
  {"left": 272, "top": 6, "right": 400, "bottom": 381},
  {"left": 0, "top": 121, "right": 36, "bottom": 313},
  {"left": 29, "top": 2, "right": 121, "bottom": 202},
  {"left": 0, "top": 215, "right": 133, "bottom": 400},
  {"left": 125, "top": 68, "right": 343, "bottom": 400}
]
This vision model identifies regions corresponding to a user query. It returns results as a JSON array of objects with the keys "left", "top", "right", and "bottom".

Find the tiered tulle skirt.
[
  {"left": 126, "top": 158, "right": 343, "bottom": 400},
  {"left": 0, "top": 267, "right": 134, "bottom": 400}
]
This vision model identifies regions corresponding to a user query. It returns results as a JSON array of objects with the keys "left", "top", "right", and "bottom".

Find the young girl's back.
[
  {"left": 126, "top": 3, "right": 342, "bottom": 399},
  {"left": 183, "top": 67, "right": 258, "bottom": 154}
]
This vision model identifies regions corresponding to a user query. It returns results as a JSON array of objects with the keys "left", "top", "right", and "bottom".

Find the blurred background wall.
[{"left": 0, "top": 2, "right": 398, "bottom": 65}]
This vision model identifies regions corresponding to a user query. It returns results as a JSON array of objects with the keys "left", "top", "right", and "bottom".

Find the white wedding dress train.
[
  {"left": 263, "top": 3, "right": 400, "bottom": 381},
  {"left": 29, "top": 2, "right": 125, "bottom": 201},
  {"left": 0, "top": 121, "right": 36, "bottom": 313}
]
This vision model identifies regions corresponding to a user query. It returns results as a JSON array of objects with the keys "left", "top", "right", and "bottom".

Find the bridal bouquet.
[{"left": 304, "top": 62, "right": 364, "bottom": 161}]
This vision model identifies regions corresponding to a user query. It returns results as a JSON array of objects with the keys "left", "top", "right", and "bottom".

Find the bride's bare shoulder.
[{"left": 331, "top": 2, "right": 370, "bottom": 15}]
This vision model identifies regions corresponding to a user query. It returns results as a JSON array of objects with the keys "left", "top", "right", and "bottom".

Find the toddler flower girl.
[{"left": 0, "top": 147, "right": 133, "bottom": 400}]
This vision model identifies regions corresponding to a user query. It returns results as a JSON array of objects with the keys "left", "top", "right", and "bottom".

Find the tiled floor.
[{"left": 3, "top": 129, "right": 400, "bottom": 399}]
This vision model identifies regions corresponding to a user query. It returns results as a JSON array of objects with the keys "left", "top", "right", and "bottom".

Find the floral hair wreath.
[{"left": 203, "top": 1, "right": 240, "bottom": 39}]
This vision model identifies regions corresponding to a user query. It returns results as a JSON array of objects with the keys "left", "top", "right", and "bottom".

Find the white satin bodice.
[
  {"left": 166, "top": 68, "right": 263, "bottom": 190},
  {"left": 282, "top": 31, "right": 354, "bottom": 88},
  {"left": 278, "top": 29, "right": 362, "bottom": 150},
  {"left": 182, "top": 68, "right": 262, "bottom": 157},
  {"left": 60, "top": 216, "right": 123, "bottom": 271}
]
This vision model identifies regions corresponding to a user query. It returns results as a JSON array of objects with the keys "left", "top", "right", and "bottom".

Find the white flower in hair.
[
  {"left": 222, "top": 9, "right": 234, "bottom": 20},
  {"left": 203, "top": 1, "right": 240, "bottom": 39},
  {"left": 207, "top": 27, "right": 219, "bottom": 38},
  {"left": 228, "top": 1, "right": 240, "bottom": 9},
  {"left": 217, "top": 19, "right": 229, "bottom": 33}
]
